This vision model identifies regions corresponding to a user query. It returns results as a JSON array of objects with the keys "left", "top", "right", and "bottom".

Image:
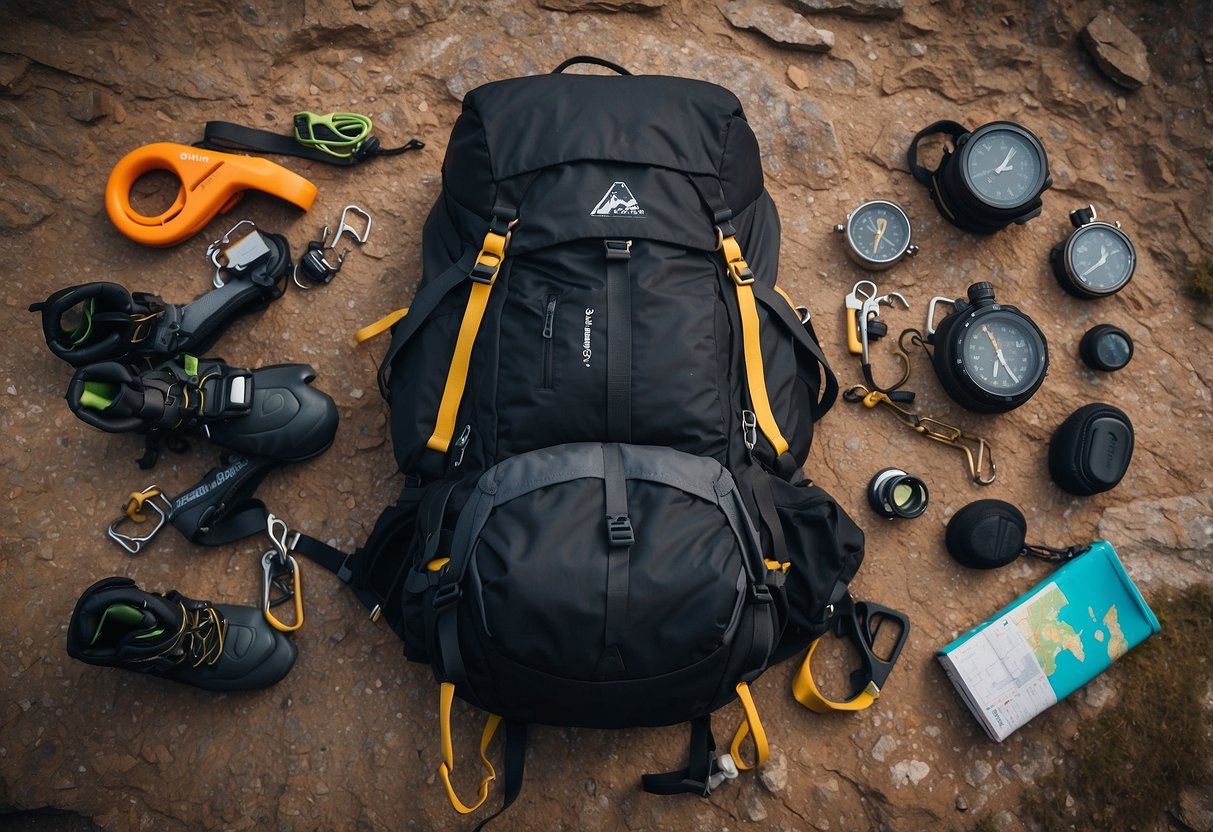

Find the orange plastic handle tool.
[{"left": 105, "top": 142, "right": 318, "bottom": 247}]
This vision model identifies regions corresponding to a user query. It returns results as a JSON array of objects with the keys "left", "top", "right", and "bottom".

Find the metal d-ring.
[{"left": 332, "top": 205, "right": 372, "bottom": 248}]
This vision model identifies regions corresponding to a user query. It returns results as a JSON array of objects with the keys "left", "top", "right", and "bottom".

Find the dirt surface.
[{"left": 2, "top": 1, "right": 1212, "bottom": 830}]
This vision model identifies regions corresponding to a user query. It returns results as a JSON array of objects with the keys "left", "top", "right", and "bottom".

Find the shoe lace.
[{"left": 160, "top": 602, "right": 228, "bottom": 668}]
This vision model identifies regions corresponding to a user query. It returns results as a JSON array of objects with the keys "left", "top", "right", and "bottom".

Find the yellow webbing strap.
[
  {"left": 438, "top": 682, "right": 503, "bottom": 814},
  {"left": 427, "top": 227, "right": 509, "bottom": 453},
  {"left": 792, "top": 637, "right": 880, "bottom": 714},
  {"left": 728, "top": 681, "right": 769, "bottom": 771},
  {"left": 720, "top": 234, "right": 789, "bottom": 458},
  {"left": 354, "top": 307, "right": 408, "bottom": 343}
]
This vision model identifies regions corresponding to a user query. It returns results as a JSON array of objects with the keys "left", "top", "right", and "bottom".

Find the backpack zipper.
[
  {"left": 541, "top": 294, "right": 557, "bottom": 389},
  {"left": 452, "top": 424, "right": 471, "bottom": 468}
]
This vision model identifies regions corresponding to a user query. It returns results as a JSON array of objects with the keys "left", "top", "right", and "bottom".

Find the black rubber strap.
[
  {"left": 605, "top": 240, "right": 632, "bottom": 444},
  {"left": 470, "top": 721, "right": 529, "bottom": 832},
  {"left": 597, "top": 444, "right": 631, "bottom": 678},
  {"left": 167, "top": 455, "right": 280, "bottom": 546},
  {"left": 551, "top": 56, "right": 631, "bottom": 75},
  {"left": 906, "top": 119, "right": 968, "bottom": 187},
  {"left": 199, "top": 121, "right": 424, "bottom": 166},
  {"left": 641, "top": 716, "right": 716, "bottom": 796}
]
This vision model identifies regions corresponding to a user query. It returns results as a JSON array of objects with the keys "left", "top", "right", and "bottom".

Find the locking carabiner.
[{"left": 260, "top": 513, "right": 303, "bottom": 632}]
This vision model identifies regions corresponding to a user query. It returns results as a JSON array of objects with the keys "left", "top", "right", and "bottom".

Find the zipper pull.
[
  {"left": 452, "top": 424, "right": 471, "bottom": 468},
  {"left": 741, "top": 410, "right": 757, "bottom": 451},
  {"left": 542, "top": 296, "right": 556, "bottom": 339}
]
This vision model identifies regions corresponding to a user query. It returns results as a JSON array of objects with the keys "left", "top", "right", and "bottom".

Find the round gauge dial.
[
  {"left": 1066, "top": 223, "right": 1135, "bottom": 295},
  {"left": 962, "top": 127, "right": 1045, "bottom": 209},
  {"left": 845, "top": 201, "right": 913, "bottom": 267},
  {"left": 1080, "top": 324, "right": 1133, "bottom": 372},
  {"left": 959, "top": 313, "right": 1045, "bottom": 396}
]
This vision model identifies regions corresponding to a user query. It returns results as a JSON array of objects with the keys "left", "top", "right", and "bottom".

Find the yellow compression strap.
[
  {"left": 720, "top": 234, "right": 789, "bottom": 458},
  {"left": 728, "top": 681, "right": 769, "bottom": 771},
  {"left": 427, "top": 227, "right": 510, "bottom": 453},
  {"left": 792, "top": 637, "right": 880, "bottom": 714},
  {"left": 438, "top": 682, "right": 503, "bottom": 814},
  {"left": 354, "top": 307, "right": 408, "bottom": 343}
]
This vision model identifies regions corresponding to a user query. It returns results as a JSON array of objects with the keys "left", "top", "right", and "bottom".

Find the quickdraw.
[{"left": 844, "top": 383, "right": 996, "bottom": 485}]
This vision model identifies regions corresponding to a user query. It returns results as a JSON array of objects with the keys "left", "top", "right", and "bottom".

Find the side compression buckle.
[{"left": 606, "top": 515, "right": 635, "bottom": 547}]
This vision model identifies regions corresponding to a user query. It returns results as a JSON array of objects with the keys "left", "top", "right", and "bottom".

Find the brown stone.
[
  {"left": 787, "top": 64, "right": 811, "bottom": 89},
  {"left": 65, "top": 89, "right": 109, "bottom": 124},
  {"left": 538, "top": 0, "right": 664, "bottom": 10},
  {"left": 720, "top": 1, "right": 833, "bottom": 52},
  {"left": 0, "top": 53, "right": 30, "bottom": 90},
  {"left": 788, "top": 0, "right": 902, "bottom": 20},
  {"left": 1081, "top": 13, "right": 1151, "bottom": 89}
]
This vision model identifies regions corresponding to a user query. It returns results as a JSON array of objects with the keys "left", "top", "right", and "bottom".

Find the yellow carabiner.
[{"left": 261, "top": 549, "right": 304, "bottom": 632}]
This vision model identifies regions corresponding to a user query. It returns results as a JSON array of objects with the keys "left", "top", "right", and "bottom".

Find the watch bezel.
[
  {"left": 1062, "top": 221, "right": 1137, "bottom": 297},
  {"left": 957, "top": 122, "right": 1050, "bottom": 212}
]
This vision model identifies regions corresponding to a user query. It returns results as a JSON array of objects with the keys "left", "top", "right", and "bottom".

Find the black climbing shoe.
[
  {"left": 66, "top": 576, "right": 297, "bottom": 692},
  {"left": 66, "top": 358, "right": 339, "bottom": 463},
  {"left": 30, "top": 234, "right": 290, "bottom": 367}
]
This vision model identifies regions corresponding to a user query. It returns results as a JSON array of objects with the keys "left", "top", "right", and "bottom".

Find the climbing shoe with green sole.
[{"left": 66, "top": 576, "right": 297, "bottom": 691}]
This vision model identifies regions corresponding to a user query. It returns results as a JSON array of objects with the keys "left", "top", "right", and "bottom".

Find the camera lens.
[{"left": 867, "top": 468, "right": 929, "bottom": 519}]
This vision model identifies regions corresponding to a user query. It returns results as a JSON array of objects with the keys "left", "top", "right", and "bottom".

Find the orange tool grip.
[{"left": 105, "top": 142, "right": 318, "bottom": 247}]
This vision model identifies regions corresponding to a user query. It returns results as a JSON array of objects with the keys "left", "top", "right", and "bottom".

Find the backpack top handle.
[{"left": 551, "top": 56, "right": 632, "bottom": 76}]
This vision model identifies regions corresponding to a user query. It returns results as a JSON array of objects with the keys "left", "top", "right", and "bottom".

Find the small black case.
[
  {"left": 945, "top": 499, "right": 1028, "bottom": 569},
  {"left": 1048, "top": 403, "right": 1134, "bottom": 495}
]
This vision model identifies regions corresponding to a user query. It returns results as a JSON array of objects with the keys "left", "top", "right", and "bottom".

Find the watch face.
[
  {"left": 962, "top": 127, "right": 1044, "bottom": 209},
  {"left": 847, "top": 201, "right": 911, "bottom": 265},
  {"left": 1067, "top": 224, "right": 1135, "bottom": 294},
  {"left": 959, "top": 312, "right": 1045, "bottom": 396}
]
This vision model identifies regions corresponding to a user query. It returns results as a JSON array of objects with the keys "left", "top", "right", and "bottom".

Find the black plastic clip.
[{"left": 606, "top": 515, "right": 635, "bottom": 547}]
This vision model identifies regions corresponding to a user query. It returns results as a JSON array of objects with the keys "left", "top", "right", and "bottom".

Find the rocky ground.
[{"left": 1, "top": 1, "right": 1211, "bottom": 830}]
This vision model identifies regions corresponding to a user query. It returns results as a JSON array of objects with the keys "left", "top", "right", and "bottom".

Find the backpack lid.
[{"left": 445, "top": 72, "right": 765, "bottom": 218}]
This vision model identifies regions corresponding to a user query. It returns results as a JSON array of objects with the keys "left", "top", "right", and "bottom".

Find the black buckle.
[
  {"left": 604, "top": 239, "right": 632, "bottom": 260},
  {"left": 748, "top": 583, "right": 773, "bottom": 606},
  {"left": 830, "top": 596, "right": 910, "bottom": 694},
  {"left": 468, "top": 260, "right": 499, "bottom": 284},
  {"left": 606, "top": 515, "right": 634, "bottom": 546},
  {"left": 432, "top": 581, "right": 462, "bottom": 609}
]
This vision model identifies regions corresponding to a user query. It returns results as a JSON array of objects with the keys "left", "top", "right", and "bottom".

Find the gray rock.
[
  {"left": 965, "top": 759, "right": 992, "bottom": 787},
  {"left": 955, "top": 793, "right": 969, "bottom": 811},
  {"left": 1081, "top": 13, "right": 1151, "bottom": 89},
  {"left": 1097, "top": 490, "right": 1213, "bottom": 577},
  {"left": 720, "top": 1, "right": 834, "bottom": 53},
  {"left": 890, "top": 759, "right": 929, "bottom": 788},
  {"left": 538, "top": 0, "right": 664, "bottom": 10},
  {"left": 66, "top": 90, "right": 108, "bottom": 124},
  {"left": 788, "top": 0, "right": 902, "bottom": 20},
  {"left": 759, "top": 749, "right": 788, "bottom": 792},
  {"left": 744, "top": 793, "right": 769, "bottom": 822},
  {"left": 865, "top": 119, "right": 914, "bottom": 173},
  {"left": 871, "top": 734, "right": 897, "bottom": 762}
]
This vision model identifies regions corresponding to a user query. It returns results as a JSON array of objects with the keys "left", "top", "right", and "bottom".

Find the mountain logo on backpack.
[{"left": 590, "top": 182, "right": 646, "bottom": 217}]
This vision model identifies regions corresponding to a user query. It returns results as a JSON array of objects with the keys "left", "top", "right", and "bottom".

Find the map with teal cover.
[{"left": 938, "top": 541, "right": 1160, "bottom": 741}]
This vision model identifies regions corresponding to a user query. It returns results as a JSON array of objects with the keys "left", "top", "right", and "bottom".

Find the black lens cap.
[
  {"left": 1079, "top": 324, "right": 1133, "bottom": 372},
  {"left": 945, "top": 499, "right": 1028, "bottom": 569}
]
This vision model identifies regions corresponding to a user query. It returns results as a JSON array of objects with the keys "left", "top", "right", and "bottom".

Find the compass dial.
[{"left": 846, "top": 201, "right": 912, "bottom": 266}]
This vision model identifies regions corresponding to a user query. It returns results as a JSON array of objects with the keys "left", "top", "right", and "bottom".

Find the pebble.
[
  {"left": 956, "top": 794, "right": 969, "bottom": 811},
  {"left": 759, "top": 749, "right": 788, "bottom": 792},
  {"left": 908, "top": 41, "right": 926, "bottom": 57}
]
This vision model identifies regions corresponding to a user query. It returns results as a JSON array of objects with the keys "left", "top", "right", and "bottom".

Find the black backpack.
[{"left": 297, "top": 57, "right": 865, "bottom": 823}]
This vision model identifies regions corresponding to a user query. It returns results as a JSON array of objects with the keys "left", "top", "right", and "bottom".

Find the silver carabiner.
[
  {"left": 106, "top": 487, "right": 171, "bottom": 554},
  {"left": 332, "top": 205, "right": 372, "bottom": 247}
]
